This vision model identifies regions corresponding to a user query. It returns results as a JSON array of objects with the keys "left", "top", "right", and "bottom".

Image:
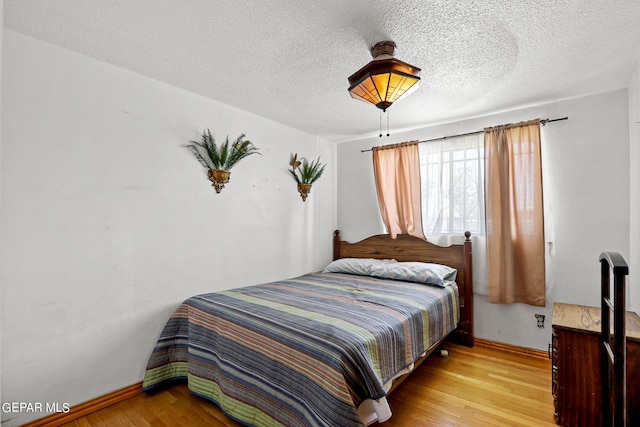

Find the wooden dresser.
[{"left": 551, "top": 302, "right": 640, "bottom": 426}]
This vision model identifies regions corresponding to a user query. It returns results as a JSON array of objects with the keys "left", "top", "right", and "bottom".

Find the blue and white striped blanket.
[{"left": 143, "top": 272, "right": 459, "bottom": 427}]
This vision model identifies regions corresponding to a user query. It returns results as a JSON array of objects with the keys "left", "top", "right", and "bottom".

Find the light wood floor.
[{"left": 62, "top": 343, "right": 556, "bottom": 427}]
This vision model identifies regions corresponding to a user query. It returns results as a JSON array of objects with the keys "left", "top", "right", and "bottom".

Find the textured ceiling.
[{"left": 5, "top": 0, "right": 640, "bottom": 142}]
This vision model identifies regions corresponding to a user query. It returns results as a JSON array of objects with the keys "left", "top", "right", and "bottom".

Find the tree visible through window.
[{"left": 419, "top": 132, "right": 485, "bottom": 236}]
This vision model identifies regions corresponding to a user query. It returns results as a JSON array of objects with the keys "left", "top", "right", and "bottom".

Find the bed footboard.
[{"left": 600, "top": 252, "right": 629, "bottom": 427}]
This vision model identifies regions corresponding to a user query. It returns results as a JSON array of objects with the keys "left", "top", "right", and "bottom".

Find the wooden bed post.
[
  {"left": 461, "top": 231, "right": 474, "bottom": 347},
  {"left": 449, "top": 231, "right": 474, "bottom": 347},
  {"left": 333, "top": 230, "right": 341, "bottom": 260}
]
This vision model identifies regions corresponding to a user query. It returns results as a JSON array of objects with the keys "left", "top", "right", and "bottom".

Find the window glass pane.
[{"left": 419, "top": 133, "right": 485, "bottom": 236}]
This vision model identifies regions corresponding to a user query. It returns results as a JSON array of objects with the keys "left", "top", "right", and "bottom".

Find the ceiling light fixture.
[{"left": 347, "top": 41, "right": 421, "bottom": 112}]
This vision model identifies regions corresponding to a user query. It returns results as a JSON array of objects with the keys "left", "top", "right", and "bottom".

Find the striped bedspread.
[{"left": 143, "top": 272, "right": 459, "bottom": 427}]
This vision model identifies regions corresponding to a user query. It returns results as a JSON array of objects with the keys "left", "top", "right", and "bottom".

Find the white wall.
[
  {"left": 629, "top": 59, "right": 640, "bottom": 314},
  {"left": 337, "top": 90, "right": 630, "bottom": 351},
  {"left": 0, "top": 31, "right": 336, "bottom": 426}
]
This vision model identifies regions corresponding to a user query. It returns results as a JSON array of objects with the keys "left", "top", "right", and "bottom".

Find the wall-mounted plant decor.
[
  {"left": 288, "top": 153, "right": 326, "bottom": 201},
  {"left": 185, "top": 129, "right": 260, "bottom": 193}
]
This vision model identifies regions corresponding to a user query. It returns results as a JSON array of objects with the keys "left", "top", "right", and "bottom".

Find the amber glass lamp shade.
[{"left": 347, "top": 42, "right": 421, "bottom": 112}]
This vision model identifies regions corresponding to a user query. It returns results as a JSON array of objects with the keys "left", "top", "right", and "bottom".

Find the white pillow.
[
  {"left": 322, "top": 258, "right": 397, "bottom": 276},
  {"left": 369, "top": 262, "right": 457, "bottom": 287}
]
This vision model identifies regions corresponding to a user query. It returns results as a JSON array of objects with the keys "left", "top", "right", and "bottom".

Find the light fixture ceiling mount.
[{"left": 347, "top": 41, "right": 421, "bottom": 112}]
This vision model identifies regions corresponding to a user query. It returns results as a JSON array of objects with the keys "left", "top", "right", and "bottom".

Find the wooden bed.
[
  {"left": 144, "top": 230, "right": 475, "bottom": 427},
  {"left": 333, "top": 229, "right": 474, "bottom": 348}
]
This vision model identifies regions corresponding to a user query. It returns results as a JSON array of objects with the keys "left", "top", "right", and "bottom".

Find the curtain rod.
[{"left": 360, "top": 116, "right": 568, "bottom": 153}]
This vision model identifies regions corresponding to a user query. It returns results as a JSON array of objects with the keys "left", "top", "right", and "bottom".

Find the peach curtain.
[
  {"left": 485, "top": 119, "right": 545, "bottom": 306},
  {"left": 372, "top": 141, "right": 426, "bottom": 240}
]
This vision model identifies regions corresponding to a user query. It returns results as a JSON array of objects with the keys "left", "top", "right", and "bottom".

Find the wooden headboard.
[{"left": 333, "top": 230, "right": 474, "bottom": 348}]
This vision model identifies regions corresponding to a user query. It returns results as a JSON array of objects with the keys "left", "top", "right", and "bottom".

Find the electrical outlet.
[{"left": 535, "top": 314, "right": 545, "bottom": 328}]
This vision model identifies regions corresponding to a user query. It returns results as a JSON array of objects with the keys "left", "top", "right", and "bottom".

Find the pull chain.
[
  {"left": 387, "top": 110, "right": 390, "bottom": 137},
  {"left": 379, "top": 110, "right": 391, "bottom": 137}
]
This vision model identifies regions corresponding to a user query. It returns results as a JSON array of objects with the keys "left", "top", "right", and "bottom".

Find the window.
[{"left": 419, "top": 132, "right": 485, "bottom": 236}]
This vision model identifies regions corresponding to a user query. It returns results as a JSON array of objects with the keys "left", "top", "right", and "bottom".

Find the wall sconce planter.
[
  {"left": 297, "top": 183, "right": 313, "bottom": 202},
  {"left": 185, "top": 129, "right": 260, "bottom": 193},
  {"left": 207, "top": 169, "right": 231, "bottom": 193},
  {"left": 289, "top": 153, "right": 326, "bottom": 202}
]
